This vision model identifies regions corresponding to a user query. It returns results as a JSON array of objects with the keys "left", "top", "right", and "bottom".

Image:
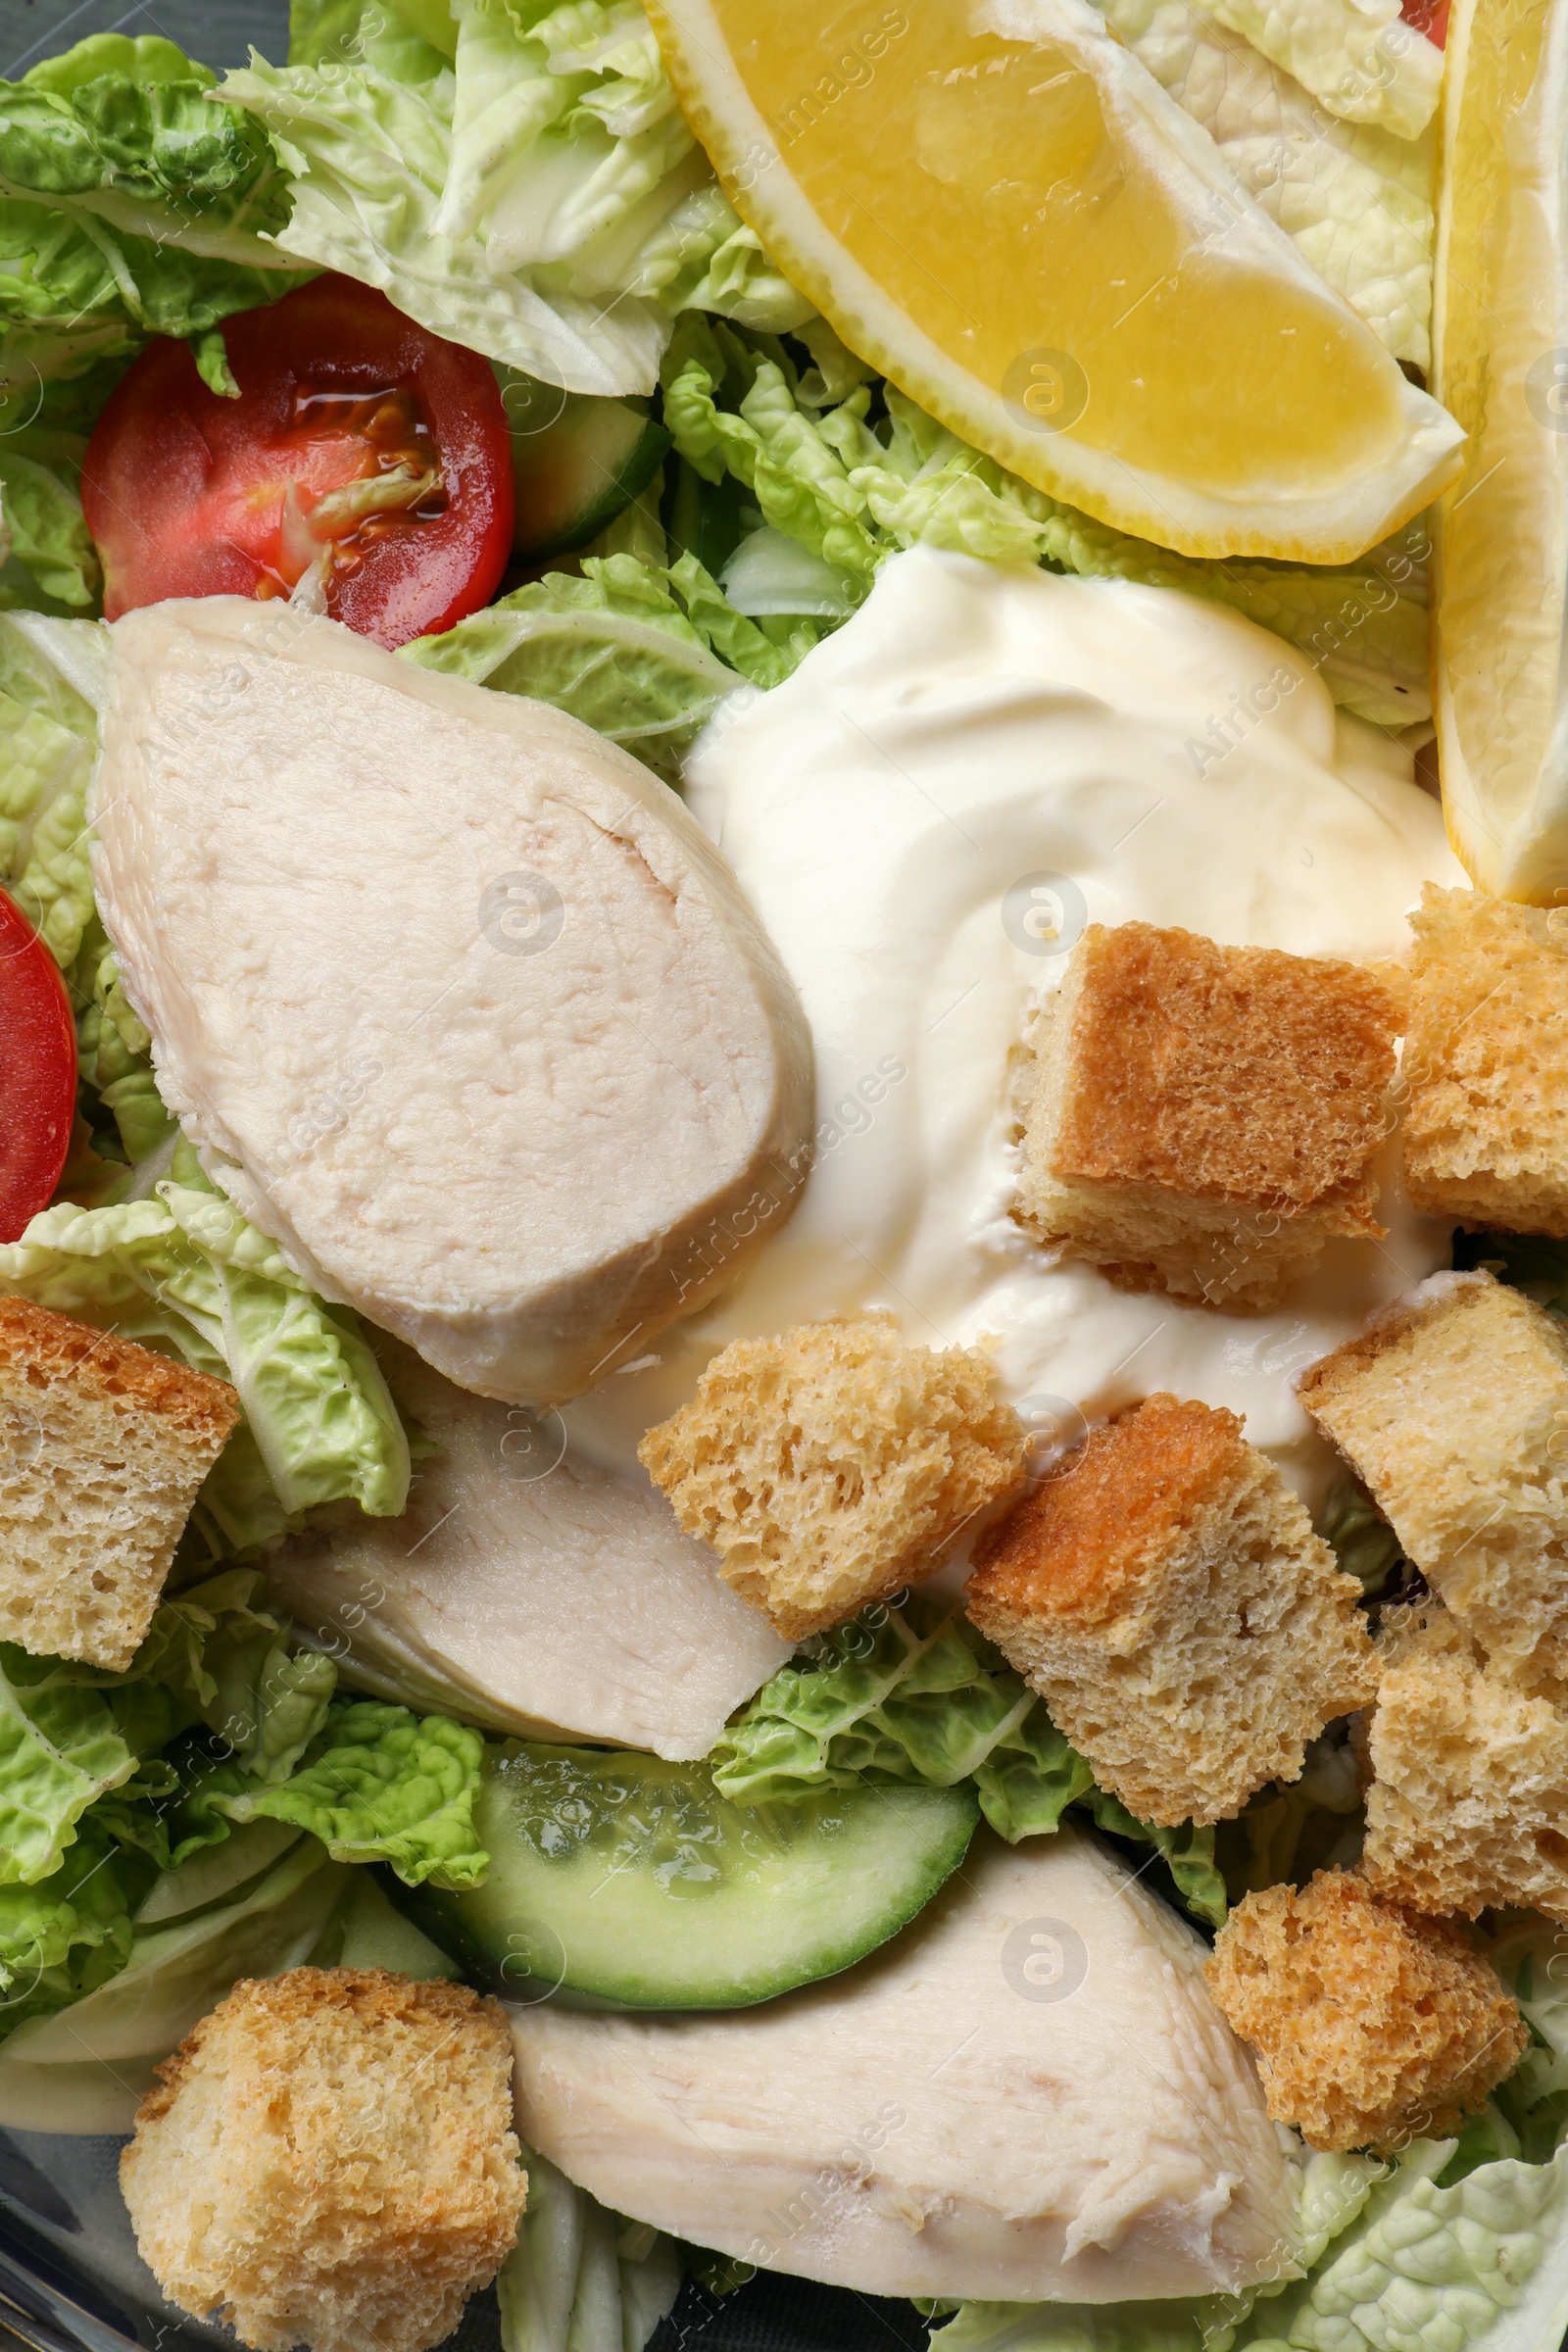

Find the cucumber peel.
[
  {"left": 395, "top": 1740, "right": 978, "bottom": 2010},
  {"left": 503, "top": 386, "right": 672, "bottom": 563}
]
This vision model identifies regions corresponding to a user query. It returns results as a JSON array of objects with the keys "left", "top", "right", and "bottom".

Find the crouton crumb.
[
  {"left": 120, "top": 1968, "right": 525, "bottom": 2352},
  {"left": 1362, "top": 1605, "right": 1568, "bottom": 1922},
  {"left": 0, "top": 1296, "right": 240, "bottom": 1669},
  {"left": 1205, "top": 1870, "right": 1526, "bottom": 2154},
  {"left": 638, "top": 1317, "right": 1027, "bottom": 1639},
  {"left": 1403, "top": 883, "right": 1568, "bottom": 1235},
  {"left": 1298, "top": 1271, "right": 1568, "bottom": 1696}
]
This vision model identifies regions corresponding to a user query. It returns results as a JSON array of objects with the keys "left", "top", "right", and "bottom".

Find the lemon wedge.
[
  {"left": 644, "top": 0, "right": 1463, "bottom": 561},
  {"left": 1431, "top": 0, "right": 1568, "bottom": 900}
]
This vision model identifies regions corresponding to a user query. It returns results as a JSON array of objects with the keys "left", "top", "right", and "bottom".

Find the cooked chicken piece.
[
  {"left": 266, "top": 1340, "right": 788, "bottom": 1760},
  {"left": 509, "top": 1824, "right": 1300, "bottom": 2303},
  {"left": 90, "top": 599, "right": 813, "bottom": 1407}
]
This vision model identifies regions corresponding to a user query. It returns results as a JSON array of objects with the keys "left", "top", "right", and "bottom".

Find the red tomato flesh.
[
  {"left": 1399, "top": 0, "right": 1447, "bottom": 43},
  {"left": 0, "top": 891, "right": 76, "bottom": 1244},
  {"left": 82, "top": 276, "right": 514, "bottom": 650}
]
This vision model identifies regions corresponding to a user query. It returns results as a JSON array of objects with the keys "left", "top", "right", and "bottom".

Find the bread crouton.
[
  {"left": 637, "top": 1317, "right": 1026, "bottom": 1640},
  {"left": 963, "top": 1395, "right": 1379, "bottom": 1827},
  {"left": 1014, "top": 921, "right": 1399, "bottom": 1311},
  {"left": 1402, "top": 883, "right": 1568, "bottom": 1234},
  {"left": 1298, "top": 1270, "right": 1568, "bottom": 1694},
  {"left": 1361, "top": 1605, "right": 1568, "bottom": 1921},
  {"left": 0, "top": 1297, "right": 240, "bottom": 1669},
  {"left": 120, "top": 1968, "right": 525, "bottom": 2352},
  {"left": 1204, "top": 1870, "right": 1526, "bottom": 2154}
]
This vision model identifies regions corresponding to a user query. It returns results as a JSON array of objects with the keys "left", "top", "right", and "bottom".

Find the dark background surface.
[{"left": 3, "top": 0, "right": 291, "bottom": 79}]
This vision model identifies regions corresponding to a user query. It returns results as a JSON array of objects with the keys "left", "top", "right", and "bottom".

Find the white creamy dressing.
[{"left": 564, "top": 551, "right": 1465, "bottom": 1531}]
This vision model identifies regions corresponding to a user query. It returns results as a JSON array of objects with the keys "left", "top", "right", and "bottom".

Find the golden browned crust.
[
  {"left": 964, "top": 1395, "right": 1378, "bottom": 1826},
  {"left": 138, "top": 1966, "right": 510, "bottom": 2123},
  {"left": 1402, "top": 884, "right": 1568, "bottom": 1236},
  {"left": 122, "top": 1968, "right": 525, "bottom": 2352},
  {"left": 0, "top": 1296, "right": 240, "bottom": 1448},
  {"left": 966, "top": 1395, "right": 1249, "bottom": 1632},
  {"left": 1205, "top": 1870, "right": 1526, "bottom": 2154},
  {"left": 1049, "top": 921, "right": 1398, "bottom": 1217}
]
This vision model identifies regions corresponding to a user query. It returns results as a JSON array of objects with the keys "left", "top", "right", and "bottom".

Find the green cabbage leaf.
[
  {"left": 661, "top": 317, "right": 1432, "bottom": 730},
  {"left": 0, "top": 611, "right": 107, "bottom": 964},
  {"left": 0, "top": 35, "right": 306, "bottom": 443},
  {"left": 0, "top": 1141, "right": 411, "bottom": 1548},
  {"left": 179, "top": 1700, "right": 489, "bottom": 1889},
  {"left": 402, "top": 544, "right": 821, "bottom": 766},
  {"left": 500, "top": 2136, "right": 681, "bottom": 2352},
  {"left": 0, "top": 36, "right": 297, "bottom": 268},
  {"left": 711, "top": 1599, "right": 1227, "bottom": 1930},
  {"left": 222, "top": 0, "right": 808, "bottom": 396}
]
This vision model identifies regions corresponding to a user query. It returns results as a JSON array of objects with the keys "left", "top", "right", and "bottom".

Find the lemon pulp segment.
[
  {"left": 646, "top": 0, "right": 1465, "bottom": 561},
  {"left": 1433, "top": 0, "right": 1568, "bottom": 899}
]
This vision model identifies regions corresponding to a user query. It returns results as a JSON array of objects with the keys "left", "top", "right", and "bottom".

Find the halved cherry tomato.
[
  {"left": 0, "top": 890, "right": 76, "bottom": 1244},
  {"left": 81, "top": 276, "right": 514, "bottom": 650},
  {"left": 1399, "top": 0, "right": 1447, "bottom": 43}
]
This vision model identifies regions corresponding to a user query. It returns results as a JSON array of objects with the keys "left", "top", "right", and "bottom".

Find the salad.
[{"left": 2, "top": 1, "right": 1568, "bottom": 2350}]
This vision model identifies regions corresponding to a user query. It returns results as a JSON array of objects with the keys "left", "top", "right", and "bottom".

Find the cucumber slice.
[
  {"left": 500, "top": 380, "right": 672, "bottom": 562},
  {"left": 396, "top": 1742, "right": 978, "bottom": 2010}
]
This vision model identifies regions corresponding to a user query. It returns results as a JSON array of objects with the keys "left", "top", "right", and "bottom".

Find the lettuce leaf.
[
  {"left": 660, "top": 318, "right": 1432, "bottom": 730},
  {"left": 0, "top": 611, "right": 107, "bottom": 964},
  {"left": 0, "top": 1650, "right": 140, "bottom": 1886},
  {"left": 220, "top": 50, "right": 674, "bottom": 396},
  {"left": 1239, "top": 2144, "right": 1568, "bottom": 2350},
  {"left": 403, "top": 550, "right": 750, "bottom": 764},
  {"left": 1487, "top": 1920, "right": 1568, "bottom": 2166},
  {"left": 120, "top": 1568, "right": 338, "bottom": 1788},
  {"left": 0, "top": 446, "right": 98, "bottom": 608},
  {"left": 0, "top": 37, "right": 297, "bottom": 269},
  {"left": 0, "top": 1140, "right": 411, "bottom": 1544},
  {"left": 711, "top": 1600, "right": 1227, "bottom": 1930},
  {"left": 0, "top": 1568, "right": 336, "bottom": 1914},
  {"left": 0, "top": 1829, "right": 349, "bottom": 2072},
  {"left": 180, "top": 1700, "right": 489, "bottom": 1889},
  {"left": 0, "top": 1821, "right": 142, "bottom": 2038},
  {"left": 1094, "top": 0, "right": 1435, "bottom": 371},
  {"left": 1199, "top": 0, "right": 1444, "bottom": 141},
  {"left": 500, "top": 2137, "right": 681, "bottom": 2352},
  {"left": 221, "top": 1, "right": 808, "bottom": 395},
  {"left": 0, "top": 38, "right": 305, "bottom": 454}
]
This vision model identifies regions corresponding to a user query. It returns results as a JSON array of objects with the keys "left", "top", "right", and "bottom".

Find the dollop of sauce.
[{"left": 564, "top": 550, "right": 1464, "bottom": 1514}]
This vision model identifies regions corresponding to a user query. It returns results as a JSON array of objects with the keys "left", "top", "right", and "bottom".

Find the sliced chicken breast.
[
  {"left": 90, "top": 599, "right": 813, "bottom": 1405},
  {"left": 266, "top": 1340, "right": 787, "bottom": 1758},
  {"left": 509, "top": 1825, "right": 1300, "bottom": 2303}
]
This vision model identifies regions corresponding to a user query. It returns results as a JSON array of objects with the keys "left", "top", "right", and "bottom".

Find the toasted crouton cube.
[
  {"left": 120, "top": 1968, "right": 525, "bottom": 2352},
  {"left": 0, "top": 1297, "right": 240, "bottom": 1669},
  {"left": 637, "top": 1318, "right": 1026, "bottom": 1639},
  {"left": 964, "top": 1395, "right": 1379, "bottom": 1827},
  {"left": 1403, "top": 884, "right": 1568, "bottom": 1234},
  {"left": 1014, "top": 921, "right": 1399, "bottom": 1310},
  {"left": 1298, "top": 1271, "right": 1568, "bottom": 1693},
  {"left": 1204, "top": 1870, "right": 1526, "bottom": 2154},
  {"left": 1362, "top": 1606, "right": 1568, "bottom": 1921}
]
